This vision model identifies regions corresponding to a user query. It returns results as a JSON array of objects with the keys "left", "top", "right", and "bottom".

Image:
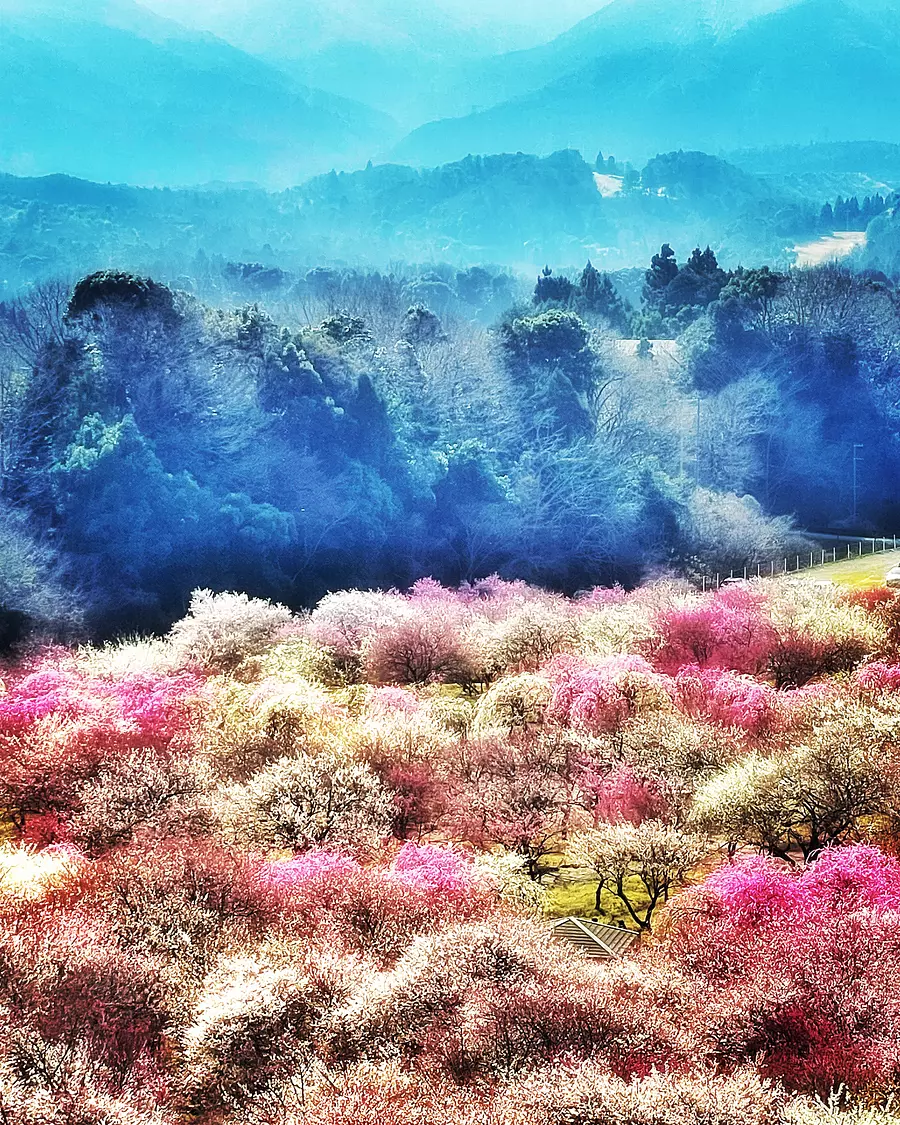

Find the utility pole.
[{"left": 852, "top": 443, "right": 864, "bottom": 524}]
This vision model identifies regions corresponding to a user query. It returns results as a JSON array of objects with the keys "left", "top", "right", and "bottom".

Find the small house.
[{"left": 549, "top": 916, "right": 640, "bottom": 960}]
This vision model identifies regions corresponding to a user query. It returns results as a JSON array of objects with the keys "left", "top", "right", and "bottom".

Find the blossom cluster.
[{"left": 2, "top": 578, "right": 900, "bottom": 1122}]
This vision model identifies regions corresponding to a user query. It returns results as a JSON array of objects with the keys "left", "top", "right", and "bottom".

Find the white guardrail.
[{"left": 697, "top": 534, "right": 900, "bottom": 592}]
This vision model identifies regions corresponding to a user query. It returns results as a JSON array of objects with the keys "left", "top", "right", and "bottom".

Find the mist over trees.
[
  {"left": 0, "top": 147, "right": 859, "bottom": 297},
  {"left": 0, "top": 246, "right": 897, "bottom": 639}
]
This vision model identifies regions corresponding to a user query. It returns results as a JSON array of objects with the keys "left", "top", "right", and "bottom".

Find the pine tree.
[
  {"left": 534, "top": 266, "right": 574, "bottom": 306},
  {"left": 577, "top": 262, "right": 631, "bottom": 333},
  {"left": 643, "top": 244, "right": 679, "bottom": 310},
  {"left": 579, "top": 261, "right": 601, "bottom": 305}
]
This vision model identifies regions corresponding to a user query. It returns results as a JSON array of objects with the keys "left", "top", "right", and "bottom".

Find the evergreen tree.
[
  {"left": 666, "top": 246, "right": 726, "bottom": 316},
  {"left": 687, "top": 246, "right": 722, "bottom": 279},
  {"left": 534, "top": 266, "right": 575, "bottom": 306},
  {"left": 579, "top": 261, "right": 601, "bottom": 307},
  {"left": 577, "top": 262, "right": 631, "bottom": 334},
  {"left": 643, "top": 244, "right": 679, "bottom": 310}
]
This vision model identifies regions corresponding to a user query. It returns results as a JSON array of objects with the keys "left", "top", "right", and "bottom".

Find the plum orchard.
[{"left": 4, "top": 577, "right": 900, "bottom": 1122}]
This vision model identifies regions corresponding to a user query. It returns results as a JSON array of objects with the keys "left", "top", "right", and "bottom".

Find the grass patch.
[
  {"left": 545, "top": 872, "right": 653, "bottom": 927},
  {"left": 801, "top": 547, "right": 900, "bottom": 590}
]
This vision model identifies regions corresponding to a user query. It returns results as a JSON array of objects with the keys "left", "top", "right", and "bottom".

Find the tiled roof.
[{"left": 549, "top": 916, "right": 641, "bottom": 959}]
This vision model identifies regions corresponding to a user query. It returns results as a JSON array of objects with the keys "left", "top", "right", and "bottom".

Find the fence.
[{"left": 696, "top": 534, "right": 900, "bottom": 592}]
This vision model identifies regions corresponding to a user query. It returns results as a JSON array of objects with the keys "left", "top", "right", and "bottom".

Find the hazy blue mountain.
[
  {"left": 445, "top": 0, "right": 797, "bottom": 117},
  {"left": 134, "top": 0, "right": 608, "bottom": 127},
  {"left": 0, "top": 0, "right": 396, "bottom": 187},
  {"left": 0, "top": 149, "right": 821, "bottom": 295},
  {"left": 138, "top": 0, "right": 607, "bottom": 55},
  {"left": 396, "top": 0, "right": 900, "bottom": 169},
  {"left": 728, "top": 142, "right": 900, "bottom": 200}
]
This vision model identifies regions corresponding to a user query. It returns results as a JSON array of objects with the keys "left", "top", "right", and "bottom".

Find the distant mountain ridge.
[
  {"left": 131, "top": 0, "right": 609, "bottom": 126},
  {"left": 446, "top": 0, "right": 797, "bottom": 116},
  {"left": 396, "top": 0, "right": 900, "bottom": 168},
  {"left": 0, "top": 0, "right": 395, "bottom": 187},
  {"left": 0, "top": 149, "right": 826, "bottom": 295},
  {"left": 727, "top": 141, "right": 900, "bottom": 200}
]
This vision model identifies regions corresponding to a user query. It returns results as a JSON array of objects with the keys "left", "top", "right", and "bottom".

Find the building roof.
[{"left": 549, "top": 916, "right": 640, "bottom": 959}]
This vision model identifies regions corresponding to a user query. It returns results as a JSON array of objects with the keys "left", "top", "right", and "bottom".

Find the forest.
[
  {"left": 0, "top": 247, "right": 898, "bottom": 638},
  {"left": 0, "top": 147, "right": 865, "bottom": 292},
  {"left": 5, "top": 577, "right": 900, "bottom": 1122}
]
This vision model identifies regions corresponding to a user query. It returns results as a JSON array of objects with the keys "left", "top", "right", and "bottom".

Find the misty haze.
[{"left": 2, "top": 2, "right": 900, "bottom": 1123}]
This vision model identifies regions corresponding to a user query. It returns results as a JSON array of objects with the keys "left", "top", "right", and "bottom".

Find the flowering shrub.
[
  {"left": 364, "top": 615, "right": 475, "bottom": 686},
  {"left": 178, "top": 949, "right": 357, "bottom": 1117},
  {"left": 3, "top": 578, "right": 900, "bottom": 1121},
  {"left": 660, "top": 846, "right": 900, "bottom": 1092},
  {"left": 0, "top": 663, "right": 206, "bottom": 840},
  {"left": 674, "top": 666, "right": 789, "bottom": 734},
  {"left": 653, "top": 587, "right": 777, "bottom": 675},
  {"left": 258, "top": 845, "right": 494, "bottom": 963},
  {"left": 578, "top": 598, "right": 658, "bottom": 659},
  {"left": 549, "top": 654, "right": 672, "bottom": 734},
  {"left": 856, "top": 661, "right": 900, "bottom": 695},
  {"left": 365, "top": 686, "right": 422, "bottom": 717},
  {"left": 309, "top": 590, "right": 413, "bottom": 677},
  {"left": 390, "top": 842, "right": 480, "bottom": 900},
  {"left": 474, "top": 673, "right": 553, "bottom": 732},
  {"left": 226, "top": 752, "right": 393, "bottom": 852},
  {"left": 579, "top": 764, "right": 669, "bottom": 826},
  {"left": 482, "top": 601, "right": 580, "bottom": 674},
  {"left": 168, "top": 588, "right": 294, "bottom": 670}
]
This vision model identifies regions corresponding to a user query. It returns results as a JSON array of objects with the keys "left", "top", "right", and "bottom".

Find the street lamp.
[{"left": 852, "top": 443, "right": 864, "bottom": 524}]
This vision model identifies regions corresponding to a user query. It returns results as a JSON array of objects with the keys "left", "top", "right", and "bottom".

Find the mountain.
[
  {"left": 0, "top": 0, "right": 395, "bottom": 187},
  {"left": 445, "top": 0, "right": 797, "bottom": 118},
  {"left": 134, "top": 0, "right": 608, "bottom": 127},
  {"left": 137, "top": 0, "right": 607, "bottom": 55},
  {"left": 728, "top": 142, "right": 900, "bottom": 199},
  {"left": 0, "top": 150, "right": 820, "bottom": 295},
  {"left": 395, "top": 0, "right": 900, "bottom": 169}
]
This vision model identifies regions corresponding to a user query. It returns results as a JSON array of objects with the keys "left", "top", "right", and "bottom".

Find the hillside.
[
  {"left": 862, "top": 202, "right": 900, "bottom": 277},
  {"left": 729, "top": 141, "right": 900, "bottom": 202},
  {"left": 0, "top": 0, "right": 394, "bottom": 187},
  {"left": 0, "top": 150, "right": 821, "bottom": 291},
  {"left": 445, "top": 0, "right": 796, "bottom": 117},
  {"left": 395, "top": 0, "right": 900, "bottom": 169},
  {"left": 6, "top": 580, "right": 900, "bottom": 1120}
]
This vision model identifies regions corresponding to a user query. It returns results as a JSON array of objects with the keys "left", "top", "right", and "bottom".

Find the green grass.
[
  {"left": 545, "top": 872, "right": 652, "bottom": 927},
  {"left": 800, "top": 547, "right": 900, "bottom": 589},
  {"left": 546, "top": 878, "right": 601, "bottom": 919}
]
